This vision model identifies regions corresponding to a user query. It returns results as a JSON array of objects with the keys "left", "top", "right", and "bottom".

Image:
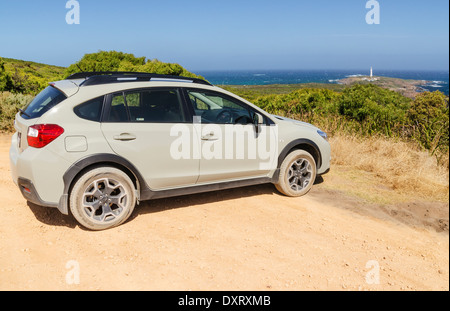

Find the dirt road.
[{"left": 0, "top": 133, "right": 448, "bottom": 291}]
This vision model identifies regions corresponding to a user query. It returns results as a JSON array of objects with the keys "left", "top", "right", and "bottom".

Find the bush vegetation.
[
  {"left": 64, "top": 51, "right": 204, "bottom": 80},
  {"left": 0, "top": 51, "right": 204, "bottom": 96},
  {"left": 0, "top": 57, "right": 65, "bottom": 95},
  {"left": 243, "top": 85, "right": 448, "bottom": 164},
  {"left": 0, "top": 92, "right": 33, "bottom": 132}
]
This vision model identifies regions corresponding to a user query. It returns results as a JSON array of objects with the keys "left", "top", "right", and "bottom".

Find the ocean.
[{"left": 197, "top": 70, "right": 449, "bottom": 96}]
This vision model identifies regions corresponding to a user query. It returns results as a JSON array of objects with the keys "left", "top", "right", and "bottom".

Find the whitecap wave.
[{"left": 346, "top": 74, "right": 364, "bottom": 78}]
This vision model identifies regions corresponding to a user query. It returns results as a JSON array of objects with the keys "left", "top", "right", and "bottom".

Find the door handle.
[
  {"left": 113, "top": 133, "right": 137, "bottom": 141},
  {"left": 201, "top": 132, "right": 219, "bottom": 141}
]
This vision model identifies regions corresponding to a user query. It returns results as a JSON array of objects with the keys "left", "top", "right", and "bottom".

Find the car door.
[
  {"left": 185, "top": 88, "right": 277, "bottom": 184},
  {"left": 101, "top": 87, "right": 200, "bottom": 190}
]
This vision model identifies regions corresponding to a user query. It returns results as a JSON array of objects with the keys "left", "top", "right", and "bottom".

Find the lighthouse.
[{"left": 370, "top": 66, "right": 373, "bottom": 78}]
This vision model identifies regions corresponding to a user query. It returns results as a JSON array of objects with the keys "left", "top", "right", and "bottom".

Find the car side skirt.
[
  {"left": 60, "top": 153, "right": 278, "bottom": 215},
  {"left": 139, "top": 176, "right": 274, "bottom": 201}
]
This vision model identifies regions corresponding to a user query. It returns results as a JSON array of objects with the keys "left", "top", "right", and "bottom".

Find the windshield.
[{"left": 20, "top": 86, "right": 67, "bottom": 120}]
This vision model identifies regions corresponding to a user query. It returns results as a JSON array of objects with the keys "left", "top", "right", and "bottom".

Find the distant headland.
[{"left": 336, "top": 75, "right": 434, "bottom": 99}]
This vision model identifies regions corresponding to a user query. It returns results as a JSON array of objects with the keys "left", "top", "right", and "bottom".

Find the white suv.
[{"left": 10, "top": 72, "right": 331, "bottom": 230}]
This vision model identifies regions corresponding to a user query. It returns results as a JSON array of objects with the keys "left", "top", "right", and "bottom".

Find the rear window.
[{"left": 20, "top": 86, "right": 67, "bottom": 120}]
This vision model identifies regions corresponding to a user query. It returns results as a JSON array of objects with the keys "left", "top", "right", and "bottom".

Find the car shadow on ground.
[
  {"left": 134, "top": 175, "right": 324, "bottom": 217},
  {"left": 27, "top": 202, "right": 78, "bottom": 229},
  {"left": 27, "top": 176, "right": 325, "bottom": 230},
  {"left": 131, "top": 183, "right": 278, "bottom": 220}
]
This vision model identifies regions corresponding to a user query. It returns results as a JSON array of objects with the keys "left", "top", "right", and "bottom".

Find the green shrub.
[
  {"left": 1, "top": 57, "right": 64, "bottom": 95},
  {"left": 408, "top": 91, "right": 449, "bottom": 156},
  {"left": 250, "top": 85, "right": 448, "bottom": 160},
  {"left": 65, "top": 51, "right": 204, "bottom": 80},
  {"left": 338, "top": 84, "right": 411, "bottom": 137},
  {"left": 0, "top": 92, "right": 34, "bottom": 132},
  {"left": 2, "top": 51, "right": 203, "bottom": 96},
  {"left": 0, "top": 58, "right": 13, "bottom": 91}
]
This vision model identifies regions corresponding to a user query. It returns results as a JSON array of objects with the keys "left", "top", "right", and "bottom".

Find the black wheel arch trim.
[
  {"left": 277, "top": 139, "right": 322, "bottom": 171},
  {"left": 60, "top": 153, "right": 149, "bottom": 214}
]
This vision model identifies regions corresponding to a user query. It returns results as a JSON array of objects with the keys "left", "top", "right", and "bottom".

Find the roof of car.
[{"left": 65, "top": 72, "right": 213, "bottom": 87}]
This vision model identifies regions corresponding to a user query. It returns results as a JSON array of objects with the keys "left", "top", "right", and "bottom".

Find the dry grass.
[{"left": 329, "top": 133, "right": 449, "bottom": 202}]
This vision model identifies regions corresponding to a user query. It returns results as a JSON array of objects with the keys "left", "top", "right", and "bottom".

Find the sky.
[{"left": 0, "top": 0, "right": 448, "bottom": 71}]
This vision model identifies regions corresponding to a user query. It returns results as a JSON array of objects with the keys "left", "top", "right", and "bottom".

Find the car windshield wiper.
[{"left": 19, "top": 109, "right": 32, "bottom": 118}]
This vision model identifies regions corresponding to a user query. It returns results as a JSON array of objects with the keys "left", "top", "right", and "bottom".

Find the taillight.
[{"left": 27, "top": 124, "right": 64, "bottom": 148}]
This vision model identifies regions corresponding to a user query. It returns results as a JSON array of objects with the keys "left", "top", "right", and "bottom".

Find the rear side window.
[
  {"left": 108, "top": 93, "right": 128, "bottom": 122},
  {"left": 74, "top": 96, "right": 105, "bottom": 122},
  {"left": 107, "top": 89, "right": 186, "bottom": 123},
  {"left": 21, "top": 86, "right": 67, "bottom": 120}
]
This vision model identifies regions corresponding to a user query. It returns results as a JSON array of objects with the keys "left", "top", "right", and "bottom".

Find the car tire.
[
  {"left": 70, "top": 167, "right": 136, "bottom": 231},
  {"left": 275, "top": 150, "right": 317, "bottom": 197}
]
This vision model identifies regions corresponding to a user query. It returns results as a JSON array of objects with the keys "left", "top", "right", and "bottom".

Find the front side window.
[
  {"left": 107, "top": 89, "right": 185, "bottom": 123},
  {"left": 21, "top": 86, "right": 67, "bottom": 120},
  {"left": 187, "top": 90, "right": 254, "bottom": 125}
]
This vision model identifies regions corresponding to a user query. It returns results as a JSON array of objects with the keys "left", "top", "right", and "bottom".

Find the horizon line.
[
  {"left": 193, "top": 68, "right": 450, "bottom": 73},
  {"left": 2, "top": 55, "right": 449, "bottom": 74}
]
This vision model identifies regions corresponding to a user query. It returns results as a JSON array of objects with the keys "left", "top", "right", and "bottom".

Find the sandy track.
[{"left": 0, "top": 134, "right": 448, "bottom": 291}]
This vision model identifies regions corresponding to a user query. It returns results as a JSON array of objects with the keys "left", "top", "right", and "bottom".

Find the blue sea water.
[{"left": 197, "top": 70, "right": 449, "bottom": 96}]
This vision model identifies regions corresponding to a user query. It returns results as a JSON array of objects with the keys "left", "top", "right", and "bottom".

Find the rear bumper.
[
  {"left": 16, "top": 178, "right": 68, "bottom": 214},
  {"left": 17, "top": 178, "right": 58, "bottom": 209},
  {"left": 10, "top": 133, "right": 70, "bottom": 214}
]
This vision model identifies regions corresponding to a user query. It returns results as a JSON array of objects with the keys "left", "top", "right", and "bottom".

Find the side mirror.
[
  {"left": 253, "top": 113, "right": 264, "bottom": 133},
  {"left": 253, "top": 113, "right": 264, "bottom": 126}
]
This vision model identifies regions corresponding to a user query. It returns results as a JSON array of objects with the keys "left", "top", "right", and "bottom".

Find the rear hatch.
[
  {"left": 15, "top": 80, "right": 79, "bottom": 153},
  {"left": 14, "top": 116, "right": 37, "bottom": 154}
]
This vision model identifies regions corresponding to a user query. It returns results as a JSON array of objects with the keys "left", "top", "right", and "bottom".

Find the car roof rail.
[{"left": 65, "top": 71, "right": 213, "bottom": 86}]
